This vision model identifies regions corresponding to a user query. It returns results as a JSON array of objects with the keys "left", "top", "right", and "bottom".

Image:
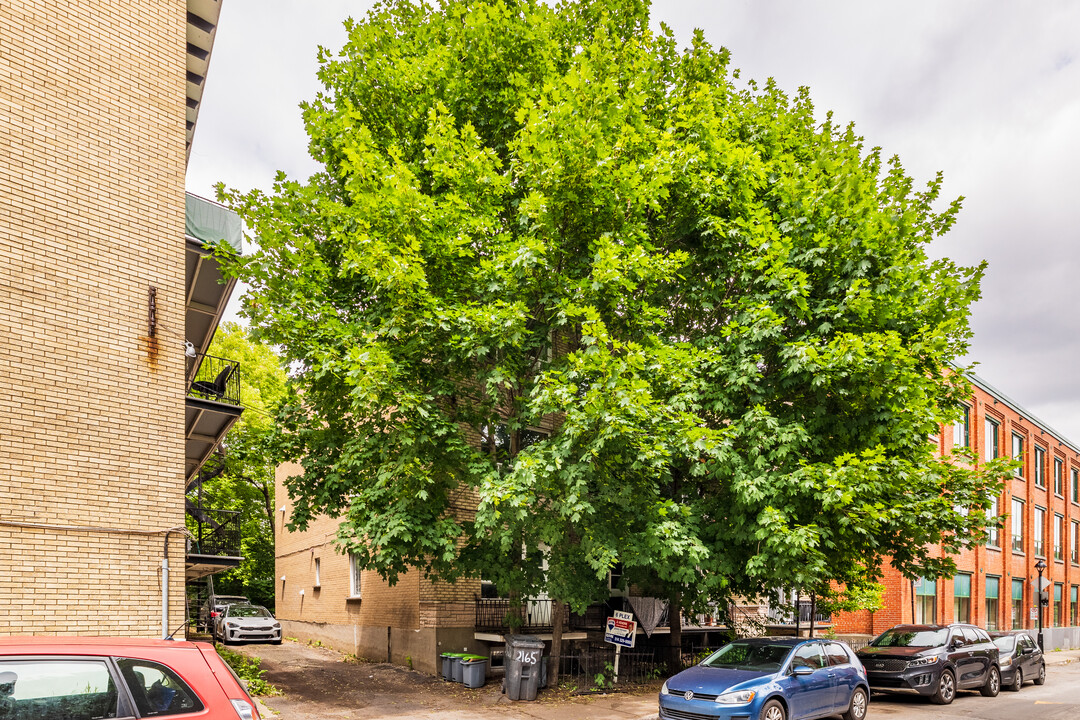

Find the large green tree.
[
  {"left": 219, "top": 0, "right": 1006, "bottom": 631},
  {"left": 189, "top": 322, "right": 288, "bottom": 608}
]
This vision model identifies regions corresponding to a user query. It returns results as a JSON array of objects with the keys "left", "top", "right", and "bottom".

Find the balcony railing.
[
  {"left": 186, "top": 508, "right": 241, "bottom": 558},
  {"left": 766, "top": 600, "right": 831, "bottom": 626},
  {"left": 187, "top": 352, "right": 241, "bottom": 406},
  {"left": 475, "top": 599, "right": 608, "bottom": 633}
]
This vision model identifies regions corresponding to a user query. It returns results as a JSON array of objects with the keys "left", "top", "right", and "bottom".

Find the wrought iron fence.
[
  {"left": 546, "top": 646, "right": 666, "bottom": 690},
  {"left": 766, "top": 599, "right": 831, "bottom": 625},
  {"left": 475, "top": 599, "right": 608, "bottom": 633},
  {"left": 186, "top": 352, "right": 241, "bottom": 406},
  {"left": 187, "top": 508, "right": 241, "bottom": 557}
]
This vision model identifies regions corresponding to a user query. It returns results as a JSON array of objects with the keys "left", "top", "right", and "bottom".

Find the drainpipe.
[{"left": 162, "top": 528, "right": 182, "bottom": 639}]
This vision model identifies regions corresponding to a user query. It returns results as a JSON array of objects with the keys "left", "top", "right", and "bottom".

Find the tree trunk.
[
  {"left": 668, "top": 592, "right": 683, "bottom": 671},
  {"left": 549, "top": 598, "right": 564, "bottom": 686}
]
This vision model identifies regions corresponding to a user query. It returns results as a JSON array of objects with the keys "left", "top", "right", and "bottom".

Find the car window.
[
  {"left": 116, "top": 659, "right": 203, "bottom": 717},
  {"left": 228, "top": 606, "right": 272, "bottom": 619},
  {"left": 825, "top": 643, "right": 851, "bottom": 666},
  {"left": 974, "top": 628, "right": 992, "bottom": 643},
  {"left": 791, "top": 643, "right": 826, "bottom": 670},
  {"left": 871, "top": 628, "right": 948, "bottom": 647},
  {"left": 961, "top": 627, "right": 981, "bottom": 644},
  {"left": 993, "top": 636, "right": 1015, "bottom": 652},
  {"left": 0, "top": 659, "right": 118, "bottom": 719},
  {"left": 700, "top": 642, "right": 791, "bottom": 672}
]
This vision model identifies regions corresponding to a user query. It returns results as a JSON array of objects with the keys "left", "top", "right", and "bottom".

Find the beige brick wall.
[{"left": 0, "top": 0, "right": 188, "bottom": 635}]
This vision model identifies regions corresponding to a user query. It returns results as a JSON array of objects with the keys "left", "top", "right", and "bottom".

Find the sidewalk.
[{"left": 1044, "top": 647, "right": 1080, "bottom": 666}]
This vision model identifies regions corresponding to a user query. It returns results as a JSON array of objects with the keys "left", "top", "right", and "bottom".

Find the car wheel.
[
  {"left": 760, "top": 699, "right": 786, "bottom": 720},
  {"left": 931, "top": 669, "right": 956, "bottom": 705},
  {"left": 1009, "top": 668, "right": 1023, "bottom": 692},
  {"left": 841, "top": 687, "right": 868, "bottom": 720},
  {"left": 1033, "top": 662, "right": 1046, "bottom": 685},
  {"left": 980, "top": 666, "right": 1000, "bottom": 697}
]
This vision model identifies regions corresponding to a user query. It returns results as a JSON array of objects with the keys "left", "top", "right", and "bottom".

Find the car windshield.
[
  {"left": 700, "top": 642, "right": 791, "bottom": 672},
  {"left": 228, "top": 606, "right": 272, "bottom": 618},
  {"left": 993, "top": 636, "right": 1015, "bottom": 652},
  {"left": 871, "top": 629, "right": 949, "bottom": 648}
]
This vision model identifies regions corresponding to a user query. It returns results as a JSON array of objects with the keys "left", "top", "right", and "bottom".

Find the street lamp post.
[{"left": 1035, "top": 558, "right": 1047, "bottom": 651}]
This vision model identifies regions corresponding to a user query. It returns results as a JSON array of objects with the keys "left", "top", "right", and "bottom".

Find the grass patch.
[{"left": 215, "top": 644, "right": 282, "bottom": 697}]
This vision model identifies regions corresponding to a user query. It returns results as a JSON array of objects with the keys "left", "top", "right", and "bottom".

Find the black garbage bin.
[{"left": 503, "top": 634, "right": 545, "bottom": 701}]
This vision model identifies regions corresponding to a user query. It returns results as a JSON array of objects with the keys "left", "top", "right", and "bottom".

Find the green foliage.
[
  {"left": 218, "top": 0, "right": 1007, "bottom": 615},
  {"left": 191, "top": 323, "right": 289, "bottom": 608},
  {"left": 214, "top": 645, "right": 281, "bottom": 696}
]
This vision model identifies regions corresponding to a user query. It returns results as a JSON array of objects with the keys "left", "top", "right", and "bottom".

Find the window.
[
  {"left": 1072, "top": 586, "right": 1078, "bottom": 627},
  {"left": 1012, "top": 434, "right": 1024, "bottom": 478},
  {"left": 986, "top": 494, "right": 1000, "bottom": 547},
  {"left": 1034, "top": 446, "right": 1046, "bottom": 487},
  {"left": 349, "top": 552, "right": 363, "bottom": 598},
  {"left": 825, "top": 643, "right": 852, "bottom": 666},
  {"left": 1072, "top": 520, "right": 1079, "bottom": 564},
  {"left": 915, "top": 577, "right": 937, "bottom": 624},
  {"left": 1073, "top": 467, "right": 1079, "bottom": 503},
  {"left": 1054, "top": 514, "right": 1064, "bottom": 562},
  {"left": 953, "top": 406, "right": 970, "bottom": 448},
  {"left": 117, "top": 658, "right": 203, "bottom": 717},
  {"left": 0, "top": 660, "right": 118, "bottom": 720},
  {"left": 953, "top": 573, "right": 972, "bottom": 623},
  {"left": 985, "top": 576, "right": 1000, "bottom": 631},
  {"left": 1011, "top": 498, "right": 1024, "bottom": 553},
  {"left": 791, "top": 643, "right": 827, "bottom": 670},
  {"left": 1055, "top": 458, "right": 1064, "bottom": 495},
  {"left": 1012, "top": 579, "right": 1025, "bottom": 629},
  {"left": 1034, "top": 506, "right": 1046, "bottom": 557},
  {"left": 1053, "top": 583, "right": 1063, "bottom": 627},
  {"left": 985, "top": 417, "right": 1000, "bottom": 460},
  {"left": 314, "top": 557, "right": 321, "bottom": 587},
  {"left": 608, "top": 562, "right": 624, "bottom": 592}
]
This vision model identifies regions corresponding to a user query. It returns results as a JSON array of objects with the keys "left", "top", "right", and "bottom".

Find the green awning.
[{"left": 185, "top": 192, "right": 242, "bottom": 252}]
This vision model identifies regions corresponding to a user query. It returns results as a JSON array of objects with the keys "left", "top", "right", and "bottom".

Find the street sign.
[
  {"left": 1030, "top": 607, "right": 1038, "bottom": 620},
  {"left": 1032, "top": 577, "right": 1052, "bottom": 591},
  {"left": 605, "top": 612, "right": 637, "bottom": 649}
]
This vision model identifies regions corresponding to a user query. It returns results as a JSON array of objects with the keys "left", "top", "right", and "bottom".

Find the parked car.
[
  {"left": 856, "top": 623, "right": 1000, "bottom": 704},
  {"left": 0, "top": 636, "right": 260, "bottom": 719},
  {"left": 988, "top": 630, "right": 1045, "bottom": 691},
  {"left": 659, "top": 637, "right": 869, "bottom": 720},
  {"left": 214, "top": 604, "right": 283, "bottom": 645},
  {"left": 199, "top": 594, "right": 250, "bottom": 631}
]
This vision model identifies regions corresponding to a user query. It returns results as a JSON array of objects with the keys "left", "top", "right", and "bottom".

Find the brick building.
[
  {"left": 834, "top": 373, "right": 1080, "bottom": 649},
  {"left": 0, "top": 0, "right": 242, "bottom": 637}
]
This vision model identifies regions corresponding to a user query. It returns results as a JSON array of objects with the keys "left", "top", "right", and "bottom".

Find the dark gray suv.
[{"left": 856, "top": 624, "right": 1000, "bottom": 704}]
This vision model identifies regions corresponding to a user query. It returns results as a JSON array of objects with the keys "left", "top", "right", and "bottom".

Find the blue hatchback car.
[{"left": 659, "top": 637, "right": 869, "bottom": 720}]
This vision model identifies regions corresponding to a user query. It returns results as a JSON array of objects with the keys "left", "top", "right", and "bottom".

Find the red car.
[{"left": 0, "top": 636, "right": 260, "bottom": 719}]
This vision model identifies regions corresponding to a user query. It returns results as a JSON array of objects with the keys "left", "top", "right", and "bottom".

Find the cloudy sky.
[{"left": 186, "top": 0, "right": 1080, "bottom": 442}]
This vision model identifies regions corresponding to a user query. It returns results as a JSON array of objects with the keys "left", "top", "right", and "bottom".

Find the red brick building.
[{"left": 834, "top": 373, "right": 1080, "bottom": 649}]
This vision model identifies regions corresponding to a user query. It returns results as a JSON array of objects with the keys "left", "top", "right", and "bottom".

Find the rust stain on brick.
[{"left": 141, "top": 334, "right": 161, "bottom": 368}]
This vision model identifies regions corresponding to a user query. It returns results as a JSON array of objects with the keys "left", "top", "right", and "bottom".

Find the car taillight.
[{"left": 231, "top": 698, "right": 258, "bottom": 720}]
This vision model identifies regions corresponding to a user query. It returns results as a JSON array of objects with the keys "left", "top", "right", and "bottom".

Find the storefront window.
[
  {"left": 915, "top": 577, "right": 937, "bottom": 624},
  {"left": 985, "top": 577, "right": 1000, "bottom": 631},
  {"left": 953, "top": 574, "right": 972, "bottom": 623},
  {"left": 1012, "top": 579, "right": 1024, "bottom": 629}
]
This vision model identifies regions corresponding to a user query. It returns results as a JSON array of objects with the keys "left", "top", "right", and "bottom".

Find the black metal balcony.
[
  {"left": 475, "top": 598, "right": 608, "bottom": 633},
  {"left": 187, "top": 352, "right": 241, "bottom": 406},
  {"left": 767, "top": 599, "right": 831, "bottom": 626},
  {"left": 185, "top": 507, "right": 242, "bottom": 580}
]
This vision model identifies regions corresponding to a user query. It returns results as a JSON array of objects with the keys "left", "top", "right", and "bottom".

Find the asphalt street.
[{"left": 865, "top": 661, "right": 1080, "bottom": 720}]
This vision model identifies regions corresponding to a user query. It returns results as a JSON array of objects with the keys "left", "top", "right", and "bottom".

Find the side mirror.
[
  {"left": 792, "top": 665, "right": 814, "bottom": 676},
  {"left": 950, "top": 638, "right": 964, "bottom": 649},
  {"left": 1020, "top": 646, "right": 1034, "bottom": 655}
]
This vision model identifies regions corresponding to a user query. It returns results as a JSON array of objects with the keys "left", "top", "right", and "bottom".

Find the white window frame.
[
  {"left": 349, "top": 552, "right": 363, "bottom": 599},
  {"left": 314, "top": 557, "right": 321, "bottom": 588}
]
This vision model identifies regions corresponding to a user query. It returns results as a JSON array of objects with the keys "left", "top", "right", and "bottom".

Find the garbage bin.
[
  {"left": 461, "top": 654, "right": 489, "bottom": 689},
  {"left": 440, "top": 652, "right": 465, "bottom": 681},
  {"left": 452, "top": 654, "right": 466, "bottom": 683},
  {"left": 503, "top": 634, "right": 545, "bottom": 701}
]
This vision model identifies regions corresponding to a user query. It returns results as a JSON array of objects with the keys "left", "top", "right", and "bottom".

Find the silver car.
[{"left": 214, "top": 604, "right": 282, "bottom": 645}]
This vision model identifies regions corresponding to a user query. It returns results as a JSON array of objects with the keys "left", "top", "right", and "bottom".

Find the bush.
[{"left": 215, "top": 644, "right": 281, "bottom": 696}]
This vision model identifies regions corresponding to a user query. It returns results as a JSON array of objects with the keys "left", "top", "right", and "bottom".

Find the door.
[
  {"left": 786, "top": 642, "right": 835, "bottom": 718},
  {"left": 949, "top": 628, "right": 980, "bottom": 688},
  {"left": 824, "top": 642, "right": 860, "bottom": 713}
]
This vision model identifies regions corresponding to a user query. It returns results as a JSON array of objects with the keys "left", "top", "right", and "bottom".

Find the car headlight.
[
  {"left": 716, "top": 689, "right": 756, "bottom": 704},
  {"left": 660, "top": 680, "right": 670, "bottom": 695},
  {"left": 999, "top": 656, "right": 1012, "bottom": 667},
  {"left": 226, "top": 622, "right": 239, "bottom": 628},
  {"left": 907, "top": 655, "right": 939, "bottom": 668}
]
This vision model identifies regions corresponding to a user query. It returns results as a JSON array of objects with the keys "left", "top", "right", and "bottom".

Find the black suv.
[{"left": 856, "top": 624, "right": 1000, "bottom": 704}]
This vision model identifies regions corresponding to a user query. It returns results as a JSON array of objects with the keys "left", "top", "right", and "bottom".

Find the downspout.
[{"left": 163, "top": 528, "right": 184, "bottom": 639}]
